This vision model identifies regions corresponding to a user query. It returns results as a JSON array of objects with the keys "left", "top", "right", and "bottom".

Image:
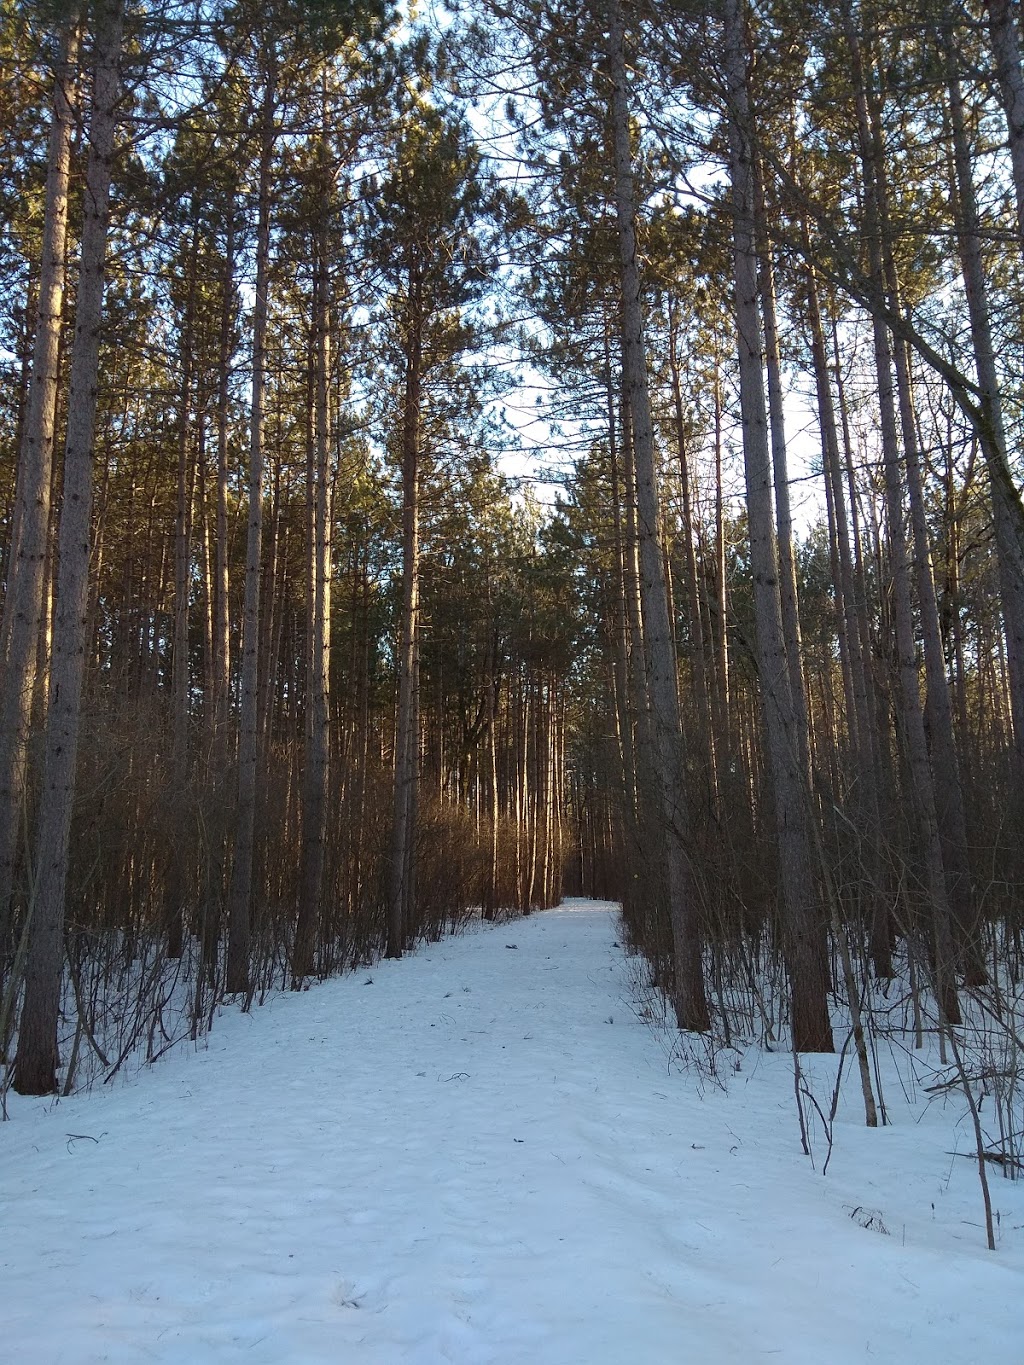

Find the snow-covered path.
[{"left": 3, "top": 901, "right": 1021, "bottom": 1364}]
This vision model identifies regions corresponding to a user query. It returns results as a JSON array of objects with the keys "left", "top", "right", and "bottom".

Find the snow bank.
[{"left": 2, "top": 901, "right": 1021, "bottom": 1363}]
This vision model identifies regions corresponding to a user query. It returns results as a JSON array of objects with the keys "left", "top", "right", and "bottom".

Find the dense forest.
[{"left": 2, "top": 0, "right": 1023, "bottom": 1180}]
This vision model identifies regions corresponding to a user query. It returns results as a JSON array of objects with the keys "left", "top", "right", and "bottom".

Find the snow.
[{"left": 2, "top": 900, "right": 1022, "bottom": 1364}]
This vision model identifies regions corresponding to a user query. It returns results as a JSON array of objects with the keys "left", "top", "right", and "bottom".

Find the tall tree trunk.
[
  {"left": 845, "top": 13, "right": 960, "bottom": 1025},
  {"left": 874, "top": 324, "right": 961, "bottom": 1025},
  {"left": 620, "top": 401, "right": 668, "bottom": 952},
  {"left": 755, "top": 164, "right": 810, "bottom": 781},
  {"left": 711, "top": 376, "right": 731, "bottom": 770},
  {"left": 806, "top": 268, "right": 859, "bottom": 764},
  {"left": 605, "top": 345, "right": 643, "bottom": 933},
  {"left": 294, "top": 185, "right": 333, "bottom": 984},
  {"left": 946, "top": 47, "right": 1024, "bottom": 789},
  {"left": 256, "top": 461, "right": 280, "bottom": 747},
  {"left": 197, "top": 447, "right": 214, "bottom": 706},
  {"left": 166, "top": 225, "right": 199, "bottom": 960},
  {"left": 14, "top": 0, "right": 124, "bottom": 1095},
  {"left": 213, "top": 205, "right": 236, "bottom": 749},
  {"left": 984, "top": 0, "right": 1024, "bottom": 251},
  {"left": 484, "top": 627, "right": 501, "bottom": 919},
  {"left": 225, "top": 65, "right": 275, "bottom": 997},
  {"left": 667, "top": 299, "right": 717, "bottom": 807},
  {"left": 890, "top": 330, "right": 981, "bottom": 981},
  {"left": 0, "top": 22, "right": 79, "bottom": 976},
  {"left": 804, "top": 255, "right": 892, "bottom": 977},
  {"left": 386, "top": 281, "right": 423, "bottom": 959},
  {"left": 724, "top": 0, "right": 833, "bottom": 1052},
  {"left": 201, "top": 202, "right": 236, "bottom": 976},
  {"left": 605, "top": 0, "right": 710, "bottom": 1032}
]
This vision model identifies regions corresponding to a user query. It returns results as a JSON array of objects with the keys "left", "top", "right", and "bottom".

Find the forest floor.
[{"left": 2, "top": 900, "right": 1022, "bottom": 1364}]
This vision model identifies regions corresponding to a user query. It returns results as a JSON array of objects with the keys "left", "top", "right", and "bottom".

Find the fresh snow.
[{"left": 2, "top": 900, "right": 1022, "bottom": 1364}]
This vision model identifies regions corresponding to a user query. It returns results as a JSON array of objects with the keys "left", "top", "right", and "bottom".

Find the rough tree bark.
[
  {"left": 386, "top": 274, "right": 423, "bottom": 959},
  {"left": 0, "top": 22, "right": 79, "bottom": 978},
  {"left": 213, "top": 203, "right": 236, "bottom": 748},
  {"left": 293, "top": 148, "right": 334, "bottom": 984},
  {"left": 14, "top": 0, "right": 125, "bottom": 1095},
  {"left": 605, "top": 0, "right": 710, "bottom": 1032},
  {"left": 225, "top": 63, "right": 276, "bottom": 997},
  {"left": 984, "top": 0, "right": 1024, "bottom": 250},
  {"left": 946, "top": 46, "right": 1024, "bottom": 787},
  {"left": 667, "top": 299, "right": 718, "bottom": 806},
  {"left": 724, "top": 0, "right": 833, "bottom": 1052},
  {"left": 166, "top": 224, "right": 199, "bottom": 960},
  {"left": 755, "top": 166, "right": 811, "bottom": 781},
  {"left": 844, "top": 13, "right": 961, "bottom": 1025}
]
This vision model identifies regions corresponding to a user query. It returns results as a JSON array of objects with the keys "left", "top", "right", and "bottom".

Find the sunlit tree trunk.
[
  {"left": 213, "top": 206, "right": 236, "bottom": 749},
  {"left": 484, "top": 628, "right": 501, "bottom": 919},
  {"left": 667, "top": 298, "right": 717, "bottom": 806},
  {"left": 606, "top": 0, "right": 710, "bottom": 1031},
  {"left": 294, "top": 147, "right": 334, "bottom": 983},
  {"left": 711, "top": 376, "right": 731, "bottom": 772},
  {"left": 386, "top": 276, "right": 423, "bottom": 959},
  {"left": 985, "top": 0, "right": 1024, "bottom": 250},
  {"left": 14, "top": 0, "right": 125, "bottom": 1095},
  {"left": 0, "top": 22, "right": 78, "bottom": 975},
  {"left": 604, "top": 343, "right": 643, "bottom": 933},
  {"left": 724, "top": 0, "right": 833, "bottom": 1051},
  {"left": 225, "top": 63, "right": 276, "bottom": 996},
  {"left": 166, "top": 225, "right": 199, "bottom": 960}
]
